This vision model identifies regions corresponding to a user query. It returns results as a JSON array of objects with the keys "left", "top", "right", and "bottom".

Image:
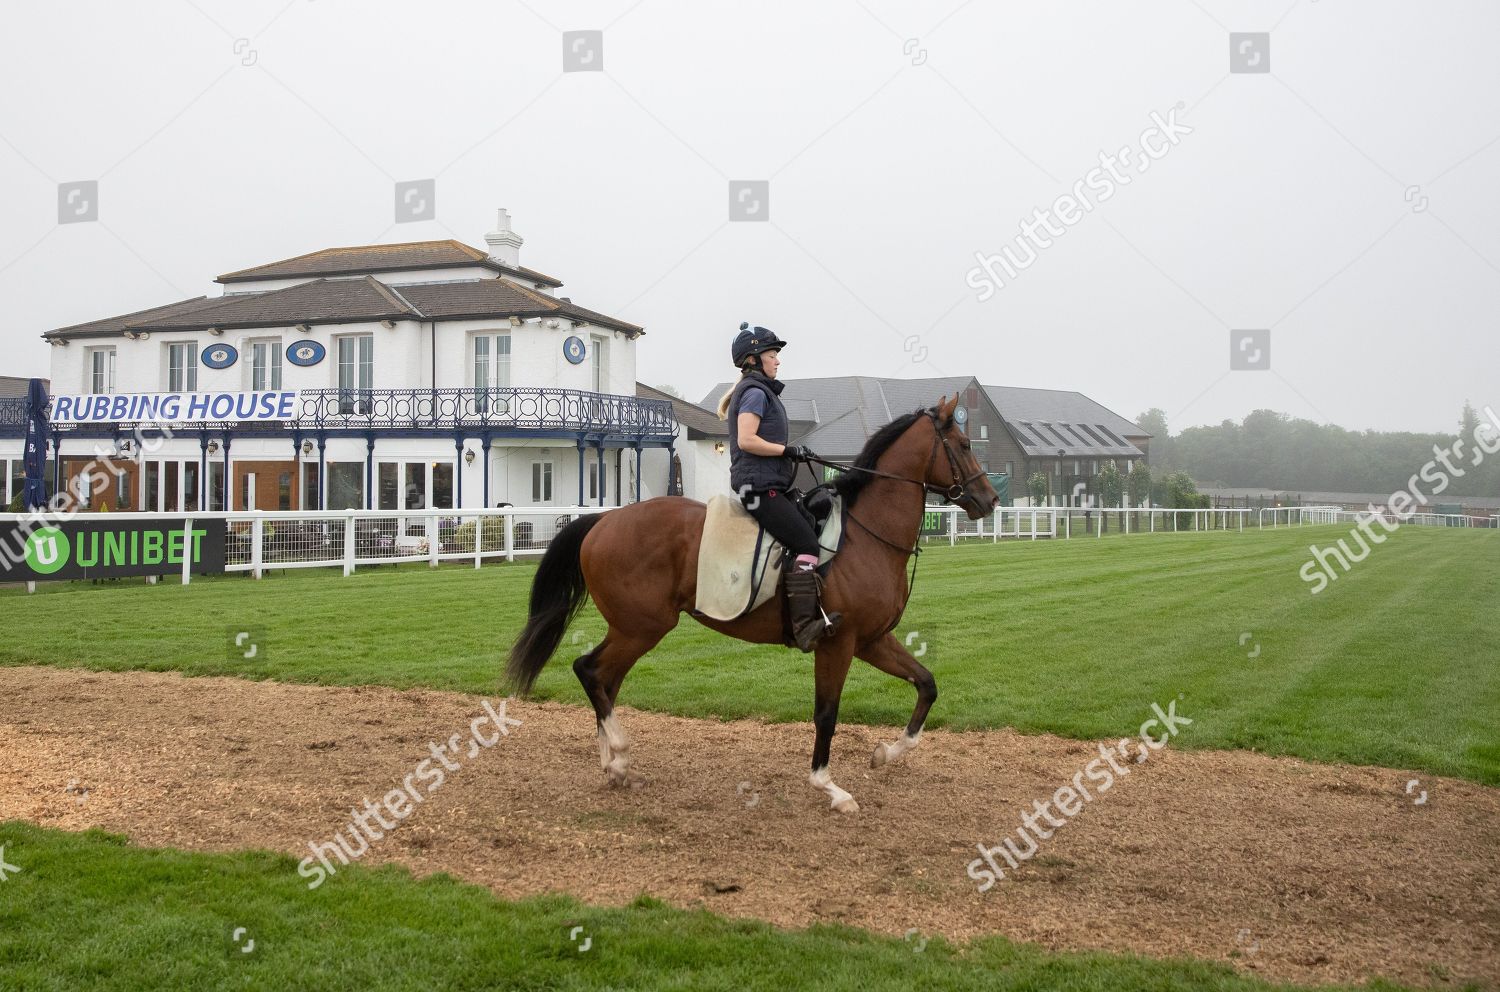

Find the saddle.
[{"left": 693, "top": 487, "right": 844, "bottom": 622}]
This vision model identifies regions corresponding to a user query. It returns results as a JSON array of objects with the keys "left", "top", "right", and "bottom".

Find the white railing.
[
  {"left": 919, "top": 505, "right": 1251, "bottom": 543},
  {"left": 1257, "top": 506, "right": 1495, "bottom": 529}
]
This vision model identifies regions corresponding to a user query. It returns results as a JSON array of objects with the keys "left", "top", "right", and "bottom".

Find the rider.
[{"left": 716, "top": 322, "right": 841, "bottom": 652}]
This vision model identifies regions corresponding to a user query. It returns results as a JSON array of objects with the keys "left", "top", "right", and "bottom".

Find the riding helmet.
[{"left": 731, "top": 321, "right": 789, "bottom": 368}]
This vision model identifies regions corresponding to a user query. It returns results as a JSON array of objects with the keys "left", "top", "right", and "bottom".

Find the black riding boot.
[{"left": 786, "top": 569, "right": 842, "bottom": 653}]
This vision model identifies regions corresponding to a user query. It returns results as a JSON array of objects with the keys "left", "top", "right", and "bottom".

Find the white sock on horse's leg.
[
  {"left": 600, "top": 713, "right": 632, "bottom": 783},
  {"left": 809, "top": 766, "right": 859, "bottom": 813},
  {"left": 871, "top": 729, "right": 922, "bottom": 768}
]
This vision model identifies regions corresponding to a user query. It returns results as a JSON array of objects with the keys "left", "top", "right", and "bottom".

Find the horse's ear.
[{"left": 936, "top": 393, "right": 958, "bottom": 425}]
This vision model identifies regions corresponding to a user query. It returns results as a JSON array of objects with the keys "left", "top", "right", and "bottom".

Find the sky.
[{"left": 2, "top": 0, "right": 1497, "bottom": 435}]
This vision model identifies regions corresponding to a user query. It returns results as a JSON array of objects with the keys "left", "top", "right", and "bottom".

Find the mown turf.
[
  {"left": 0, "top": 821, "right": 1424, "bottom": 992},
  {"left": 2, "top": 525, "right": 1496, "bottom": 784}
]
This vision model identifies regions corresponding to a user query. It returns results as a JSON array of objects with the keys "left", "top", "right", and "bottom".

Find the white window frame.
[
  {"left": 86, "top": 346, "right": 116, "bottom": 394},
  {"left": 590, "top": 334, "right": 608, "bottom": 393},
  {"left": 248, "top": 337, "right": 283, "bottom": 391},
  {"left": 335, "top": 333, "right": 374, "bottom": 414},
  {"left": 471, "top": 332, "right": 511, "bottom": 414},
  {"left": 531, "top": 461, "right": 554, "bottom": 503},
  {"left": 588, "top": 461, "right": 607, "bottom": 502},
  {"left": 166, "top": 341, "right": 198, "bottom": 392}
]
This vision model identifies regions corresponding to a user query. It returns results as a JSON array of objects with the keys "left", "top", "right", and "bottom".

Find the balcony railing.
[
  {"left": 0, "top": 387, "right": 679, "bottom": 438},
  {"left": 0, "top": 397, "right": 25, "bottom": 435}
]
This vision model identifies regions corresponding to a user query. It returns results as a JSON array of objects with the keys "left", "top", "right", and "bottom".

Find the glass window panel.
[{"left": 404, "top": 462, "right": 426, "bottom": 509}]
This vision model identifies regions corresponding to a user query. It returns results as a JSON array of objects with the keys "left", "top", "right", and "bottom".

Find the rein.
[{"left": 804, "top": 410, "right": 986, "bottom": 638}]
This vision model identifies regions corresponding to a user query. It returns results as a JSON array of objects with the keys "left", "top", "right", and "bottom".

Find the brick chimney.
[{"left": 484, "top": 208, "right": 523, "bottom": 268}]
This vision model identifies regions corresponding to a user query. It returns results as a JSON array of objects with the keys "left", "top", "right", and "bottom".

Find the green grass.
[
  {"left": 3, "top": 525, "right": 1497, "bottom": 784},
  {"left": 0, "top": 821, "right": 1419, "bottom": 992}
]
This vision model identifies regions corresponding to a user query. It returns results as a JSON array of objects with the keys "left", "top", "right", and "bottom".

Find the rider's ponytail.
[{"left": 716, "top": 360, "right": 757, "bottom": 420}]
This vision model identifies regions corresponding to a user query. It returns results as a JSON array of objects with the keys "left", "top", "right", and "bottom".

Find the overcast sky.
[{"left": 3, "top": 0, "right": 1497, "bottom": 434}]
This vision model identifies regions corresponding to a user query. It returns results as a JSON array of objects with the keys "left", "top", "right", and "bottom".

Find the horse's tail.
[{"left": 506, "top": 512, "right": 606, "bottom": 696}]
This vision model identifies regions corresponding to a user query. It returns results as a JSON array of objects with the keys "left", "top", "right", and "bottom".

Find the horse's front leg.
[
  {"left": 856, "top": 632, "right": 936, "bottom": 768},
  {"left": 808, "top": 642, "right": 859, "bottom": 813}
]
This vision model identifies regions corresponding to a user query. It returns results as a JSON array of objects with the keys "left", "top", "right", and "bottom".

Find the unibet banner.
[{"left": 1, "top": 518, "right": 227, "bottom": 581}]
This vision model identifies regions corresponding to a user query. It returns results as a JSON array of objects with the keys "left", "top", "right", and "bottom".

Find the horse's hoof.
[
  {"left": 832, "top": 796, "right": 860, "bottom": 814},
  {"left": 605, "top": 758, "right": 633, "bottom": 787},
  {"left": 870, "top": 743, "right": 890, "bottom": 768}
]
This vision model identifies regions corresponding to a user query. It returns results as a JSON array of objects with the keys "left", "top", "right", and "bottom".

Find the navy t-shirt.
[{"left": 738, "top": 388, "right": 767, "bottom": 420}]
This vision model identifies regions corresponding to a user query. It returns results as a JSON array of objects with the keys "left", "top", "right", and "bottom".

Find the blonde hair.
[
  {"left": 711, "top": 372, "right": 741, "bottom": 417},
  {"left": 715, "top": 362, "right": 756, "bottom": 420}
]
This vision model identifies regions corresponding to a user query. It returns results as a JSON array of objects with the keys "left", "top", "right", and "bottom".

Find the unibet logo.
[{"left": 24, "top": 527, "right": 71, "bottom": 575}]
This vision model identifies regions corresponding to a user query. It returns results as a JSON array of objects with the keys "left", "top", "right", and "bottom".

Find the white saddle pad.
[{"left": 694, "top": 493, "right": 843, "bottom": 622}]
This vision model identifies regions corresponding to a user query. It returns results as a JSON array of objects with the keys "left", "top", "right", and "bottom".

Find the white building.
[{"left": 2, "top": 210, "right": 731, "bottom": 512}]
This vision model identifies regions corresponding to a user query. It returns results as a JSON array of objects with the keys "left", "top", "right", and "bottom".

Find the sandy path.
[{"left": 0, "top": 666, "right": 1495, "bottom": 987}]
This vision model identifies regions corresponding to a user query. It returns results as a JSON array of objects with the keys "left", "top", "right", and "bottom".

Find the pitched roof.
[
  {"left": 43, "top": 277, "right": 642, "bottom": 339},
  {"left": 128, "top": 277, "right": 420, "bottom": 332},
  {"left": 983, "top": 385, "right": 1146, "bottom": 438},
  {"left": 43, "top": 295, "right": 217, "bottom": 341},
  {"left": 0, "top": 375, "right": 48, "bottom": 399},
  {"left": 396, "top": 281, "right": 643, "bottom": 336},
  {"left": 216, "top": 239, "right": 563, "bottom": 288},
  {"left": 636, "top": 383, "right": 726, "bottom": 439},
  {"left": 982, "top": 385, "right": 1145, "bottom": 458}
]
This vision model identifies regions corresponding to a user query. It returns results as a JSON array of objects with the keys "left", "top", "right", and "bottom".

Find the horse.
[{"left": 505, "top": 394, "right": 999, "bottom": 812}]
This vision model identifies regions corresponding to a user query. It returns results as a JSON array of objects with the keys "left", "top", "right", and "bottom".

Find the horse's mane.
[{"left": 830, "top": 408, "right": 929, "bottom": 505}]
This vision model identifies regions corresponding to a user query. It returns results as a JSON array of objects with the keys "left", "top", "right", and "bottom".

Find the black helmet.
[{"left": 731, "top": 322, "right": 788, "bottom": 368}]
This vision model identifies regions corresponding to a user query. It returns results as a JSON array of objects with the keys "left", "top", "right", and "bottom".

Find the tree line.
[{"left": 1134, "top": 404, "right": 1500, "bottom": 499}]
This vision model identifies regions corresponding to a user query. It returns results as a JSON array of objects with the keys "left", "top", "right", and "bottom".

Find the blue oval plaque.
[
  {"left": 202, "top": 343, "right": 238, "bottom": 369},
  {"left": 286, "top": 340, "right": 326, "bottom": 367}
]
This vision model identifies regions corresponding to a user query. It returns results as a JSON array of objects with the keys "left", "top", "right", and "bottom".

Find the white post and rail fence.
[{"left": 2, "top": 503, "right": 1491, "bottom": 589}]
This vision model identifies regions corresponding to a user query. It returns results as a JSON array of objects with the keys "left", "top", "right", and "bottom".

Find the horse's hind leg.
[
  {"left": 573, "top": 625, "right": 669, "bottom": 787},
  {"left": 856, "top": 632, "right": 937, "bottom": 769}
]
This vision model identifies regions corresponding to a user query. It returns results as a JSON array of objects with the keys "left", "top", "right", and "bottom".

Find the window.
[
  {"left": 404, "top": 462, "right": 426, "bottom": 509},
  {"left": 167, "top": 342, "right": 197, "bottom": 392},
  {"left": 337, "top": 335, "right": 373, "bottom": 414},
  {"left": 531, "top": 461, "right": 553, "bottom": 503},
  {"left": 87, "top": 347, "right": 116, "bottom": 394},
  {"left": 327, "top": 463, "right": 364, "bottom": 510},
  {"left": 588, "top": 462, "right": 606, "bottom": 502},
  {"left": 1004, "top": 461, "right": 1013, "bottom": 478},
  {"left": 978, "top": 424, "right": 988, "bottom": 440},
  {"left": 472, "top": 333, "right": 511, "bottom": 413},
  {"left": 590, "top": 335, "right": 608, "bottom": 393},
  {"left": 378, "top": 463, "right": 399, "bottom": 510},
  {"left": 250, "top": 339, "right": 282, "bottom": 390},
  {"left": 431, "top": 462, "right": 453, "bottom": 509}
]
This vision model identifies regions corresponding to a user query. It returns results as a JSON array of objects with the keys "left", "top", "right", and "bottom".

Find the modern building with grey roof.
[{"left": 701, "top": 375, "right": 1150, "bottom": 505}]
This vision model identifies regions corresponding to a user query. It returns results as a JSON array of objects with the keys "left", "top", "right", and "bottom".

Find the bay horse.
[{"left": 506, "top": 394, "right": 999, "bottom": 812}]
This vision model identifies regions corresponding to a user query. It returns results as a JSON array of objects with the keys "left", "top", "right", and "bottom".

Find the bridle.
[
  {"left": 805, "top": 409, "right": 988, "bottom": 517},
  {"left": 801, "top": 409, "right": 990, "bottom": 643}
]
